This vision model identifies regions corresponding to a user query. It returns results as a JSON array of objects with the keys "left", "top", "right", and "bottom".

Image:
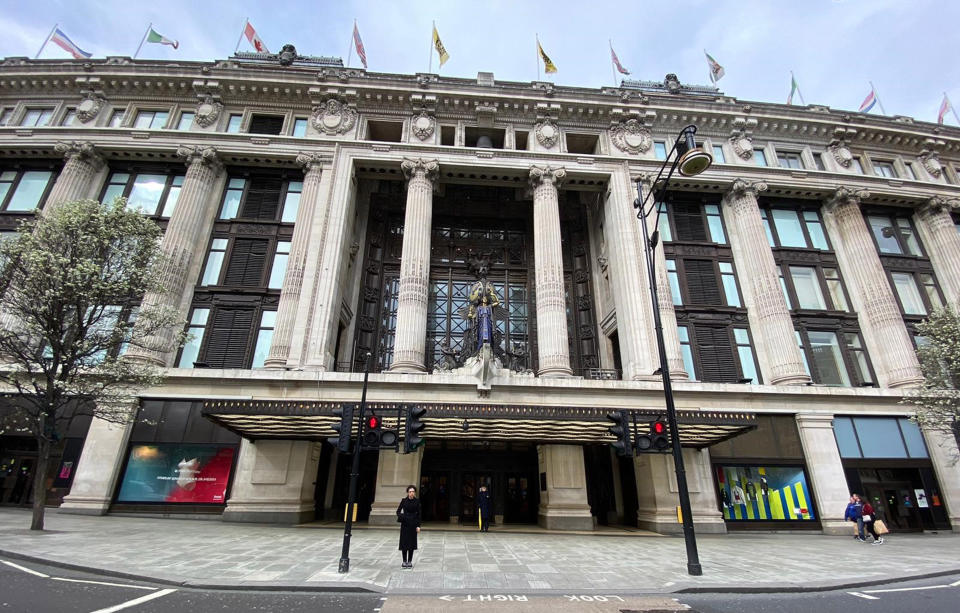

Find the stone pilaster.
[
  {"left": 390, "top": 158, "right": 439, "bottom": 373},
  {"left": 265, "top": 152, "right": 331, "bottom": 369},
  {"left": 634, "top": 448, "right": 726, "bottom": 534},
  {"left": 794, "top": 413, "right": 853, "bottom": 535},
  {"left": 126, "top": 145, "right": 223, "bottom": 366},
  {"left": 368, "top": 447, "right": 424, "bottom": 524},
  {"left": 921, "top": 427, "right": 960, "bottom": 532},
  {"left": 44, "top": 141, "right": 106, "bottom": 212},
  {"left": 222, "top": 439, "right": 320, "bottom": 524},
  {"left": 530, "top": 166, "right": 573, "bottom": 377},
  {"left": 824, "top": 187, "right": 923, "bottom": 388},
  {"left": 723, "top": 179, "right": 809, "bottom": 385},
  {"left": 537, "top": 444, "right": 594, "bottom": 530},
  {"left": 915, "top": 196, "right": 960, "bottom": 306}
]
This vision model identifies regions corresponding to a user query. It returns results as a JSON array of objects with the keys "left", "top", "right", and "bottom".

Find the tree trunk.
[{"left": 30, "top": 436, "right": 51, "bottom": 531}]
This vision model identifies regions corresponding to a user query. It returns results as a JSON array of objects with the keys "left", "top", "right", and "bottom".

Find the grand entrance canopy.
[{"left": 202, "top": 400, "right": 756, "bottom": 448}]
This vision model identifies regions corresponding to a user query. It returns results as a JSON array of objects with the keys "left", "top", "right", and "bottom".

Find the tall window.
[
  {"left": 219, "top": 176, "right": 302, "bottom": 222},
  {"left": 177, "top": 308, "right": 210, "bottom": 368},
  {"left": 292, "top": 118, "right": 308, "bottom": 137},
  {"left": 100, "top": 170, "right": 184, "bottom": 218},
  {"left": 251, "top": 310, "right": 277, "bottom": 367},
  {"left": 225, "top": 114, "right": 243, "bottom": 133},
  {"left": 682, "top": 325, "right": 760, "bottom": 384},
  {"left": 653, "top": 141, "right": 667, "bottom": 160},
  {"left": 866, "top": 213, "right": 922, "bottom": 256},
  {"left": 760, "top": 207, "right": 829, "bottom": 249},
  {"left": 796, "top": 328, "right": 874, "bottom": 386},
  {"left": 711, "top": 144, "right": 726, "bottom": 164},
  {"left": 0, "top": 168, "right": 55, "bottom": 212}
]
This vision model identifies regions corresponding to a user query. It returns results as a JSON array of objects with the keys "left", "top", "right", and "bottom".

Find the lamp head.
[{"left": 675, "top": 125, "right": 713, "bottom": 177}]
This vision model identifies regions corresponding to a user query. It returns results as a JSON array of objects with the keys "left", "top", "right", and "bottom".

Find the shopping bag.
[{"left": 874, "top": 519, "right": 889, "bottom": 535}]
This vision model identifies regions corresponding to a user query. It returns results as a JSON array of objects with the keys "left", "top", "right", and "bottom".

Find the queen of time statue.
[{"left": 458, "top": 254, "right": 507, "bottom": 363}]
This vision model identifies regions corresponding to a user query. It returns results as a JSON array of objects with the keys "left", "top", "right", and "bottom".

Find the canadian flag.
[{"left": 243, "top": 21, "right": 269, "bottom": 54}]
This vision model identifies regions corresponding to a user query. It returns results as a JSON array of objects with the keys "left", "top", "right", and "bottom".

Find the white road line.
[
  {"left": 863, "top": 585, "right": 951, "bottom": 594},
  {"left": 951, "top": 579, "right": 960, "bottom": 587},
  {"left": 88, "top": 588, "right": 177, "bottom": 613},
  {"left": 847, "top": 592, "right": 880, "bottom": 600},
  {"left": 51, "top": 577, "right": 157, "bottom": 590},
  {"left": 1, "top": 560, "right": 50, "bottom": 578}
]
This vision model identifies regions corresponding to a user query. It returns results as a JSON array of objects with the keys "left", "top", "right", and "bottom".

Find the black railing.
[{"left": 583, "top": 368, "right": 621, "bottom": 380}]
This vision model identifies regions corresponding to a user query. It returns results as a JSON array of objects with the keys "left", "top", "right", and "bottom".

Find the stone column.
[
  {"left": 125, "top": 145, "right": 223, "bottom": 366},
  {"left": 823, "top": 187, "right": 923, "bottom": 388},
  {"left": 795, "top": 413, "right": 852, "bottom": 535},
  {"left": 723, "top": 179, "right": 810, "bottom": 385},
  {"left": 914, "top": 196, "right": 960, "bottom": 305},
  {"left": 368, "top": 447, "right": 424, "bottom": 524},
  {"left": 603, "top": 167, "right": 656, "bottom": 380},
  {"left": 265, "top": 152, "right": 331, "bottom": 369},
  {"left": 44, "top": 141, "right": 106, "bottom": 212},
  {"left": 637, "top": 173, "right": 687, "bottom": 380},
  {"left": 222, "top": 439, "right": 321, "bottom": 524},
  {"left": 922, "top": 427, "right": 960, "bottom": 532},
  {"left": 634, "top": 448, "right": 725, "bottom": 534},
  {"left": 537, "top": 444, "right": 594, "bottom": 530},
  {"left": 390, "top": 158, "right": 439, "bottom": 373},
  {"left": 530, "top": 166, "right": 573, "bottom": 377}
]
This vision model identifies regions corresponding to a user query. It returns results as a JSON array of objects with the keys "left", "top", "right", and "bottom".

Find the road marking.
[
  {"left": 847, "top": 592, "right": 879, "bottom": 600},
  {"left": 951, "top": 579, "right": 960, "bottom": 587},
  {"left": 1, "top": 560, "right": 50, "bottom": 578},
  {"left": 863, "top": 585, "right": 951, "bottom": 594},
  {"left": 51, "top": 577, "right": 157, "bottom": 590},
  {"left": 88, "top": 588, "right": 177, "bottom": 613}
]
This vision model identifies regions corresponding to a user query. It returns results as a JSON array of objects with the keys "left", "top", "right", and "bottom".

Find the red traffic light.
[
  {"left": 652, "top": 421, "right": 666, "bottom": 435},
  {"left": 367, "top": 415, "right": 380, "bottom": 429}
]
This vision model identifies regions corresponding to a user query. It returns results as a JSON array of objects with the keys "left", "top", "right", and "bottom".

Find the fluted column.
[
  {"left": 723, "top": 179, "right": 810, "bottom": 385},
  {"left": 636, "top": 174, "right": 687, "bottom": 380},
  {"left": 265, "top": 153, "right": 331, "bottom": 369},
  {"left": 389, "top": 158, "right": 439, "bottom": 373},
  {"left": 530, "top": 166, "right": 573, "bottom": 377},
  {"left": 126, "top": 145, "right": 223, "bottom": 366},
  {"left": 915, "top": 196, "right": 960, "bottom": 305},
  {"left": 824, "top": 187, "right": 923, "bottom": 387},
  {"left": 44, "top": 141, "right": 106, "bottom": 213}
]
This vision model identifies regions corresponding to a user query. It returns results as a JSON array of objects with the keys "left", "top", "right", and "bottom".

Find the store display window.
[
  {"left": 715, "top": 464, "right": 816, "bottom": 521},
  {"left": 116, "top": 443, "right": 235, "bottom": 504}
]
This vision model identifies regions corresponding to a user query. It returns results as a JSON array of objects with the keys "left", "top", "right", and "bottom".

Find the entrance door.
[
  {"left": 460, "top": 473, "right": 492, "bottom": 527},
  {"left": 503, "top": 473, "right": 535, "bottom": 523},
  {"left": 420, "top": 472, "right": 450, "bottom": 522},
  {"left": 0, "top": 456, "right": 34, "bottom": 506}
]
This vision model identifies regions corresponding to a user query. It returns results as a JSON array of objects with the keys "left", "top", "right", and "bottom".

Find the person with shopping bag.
[{"left": 857, "top": 494, "right": 885, "bottom": 544}]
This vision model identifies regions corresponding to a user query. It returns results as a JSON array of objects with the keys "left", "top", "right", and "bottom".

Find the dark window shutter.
[
  {"left": 240, "top": 177, "right": 282, "bottom": 220},
  {"left": 203, "top": 308, "right": 255, "bottom": 368},
  {"left": 248, "top": 114, "right": 284, "bottom": 135},
  {"left": 683, "top": 259, "right": 722, "bottom": 305},
  {"left": 672, "top": 202, "right": 708, "bottom": 242},
  {"left": 223, "top": 238, "right": 269, "bottom": 287},
  {"left": 695, "top": 326, "right": 738, "bottom": 383}
]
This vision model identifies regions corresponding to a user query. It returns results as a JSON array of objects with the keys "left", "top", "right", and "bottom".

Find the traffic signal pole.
[{"left": 338, "top": 353, "right": 371, "bottom": 574}]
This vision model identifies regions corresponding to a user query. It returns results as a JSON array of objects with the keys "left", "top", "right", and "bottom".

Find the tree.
[
  {"left": 0, "top": 198, "right": 183, "bottom": 530},
  {"left": 906, "top": 305, "right": 960, "bottom": 462}
]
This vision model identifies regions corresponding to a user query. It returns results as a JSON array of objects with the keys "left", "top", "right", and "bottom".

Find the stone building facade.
[{"left": 1, "top": 51, "right": 959, "bottom": 535}]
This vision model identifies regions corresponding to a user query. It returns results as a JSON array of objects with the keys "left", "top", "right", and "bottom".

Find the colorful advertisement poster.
[
  {"left": 117, "top": 444, "right": 235, "bottom": 504},
  {"left": 915, "top": 489, "right": 929, "bottom": 508},
  {"left": 715, "top": 464, "right": 816, "bottom": 521}
]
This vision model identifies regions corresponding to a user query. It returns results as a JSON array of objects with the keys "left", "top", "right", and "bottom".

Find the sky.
[{"left": 1, "top": 0, "right": 958, "bottom": 125}]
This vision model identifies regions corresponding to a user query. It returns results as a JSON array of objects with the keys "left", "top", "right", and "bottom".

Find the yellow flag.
[
  {"left": 433, "top": 25, "right": 450, "bottom": 67},
  {"left": 538, "top": 41, "right": 557, "bottom": 74}
]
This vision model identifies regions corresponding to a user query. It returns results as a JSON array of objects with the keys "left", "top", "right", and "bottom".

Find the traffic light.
[
  {"left": 360, "top": 412, "right": 399, "bottom": 450},
  {"left": 403, "top": 405, "right": 427, "bottom": 453},
  {"left": 607, "top": 411, "right": 633, "bottom": 457},
  {"left": 636, "top": 419, "right": 671, "bottom": 453},
  {"left": 327, "top": 404, "right": 355, "bottom": 453}
]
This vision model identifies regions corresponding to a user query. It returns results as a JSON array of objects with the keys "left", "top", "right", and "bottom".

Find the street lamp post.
[
  {"left": 634, "top": 124, "right": 712, "bottom": 577},
  {"left": 338, "top": 352, "right": 372, "bottom": 574}
]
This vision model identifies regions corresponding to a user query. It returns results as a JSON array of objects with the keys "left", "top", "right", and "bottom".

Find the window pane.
[
  {"left": 823, "top": 268, "right": 849, "bottom": 311},
  {"left": 867, "top": 215, "right": 901, "bottom": 254},
  {"left": 160, "top": 176, "right": 185, "bottom": 217},
  {"left": 796, "top": 330, "right": 811, "bottom": 375},
  {"left": 737, "top": 345, "right": 758, "bottom": 384},
  {"left": 101, "top": 184, "right": 125, "bottom": 205},
  {"left": 812, "top": 153, "right": 825, "bottom": 171},
  {"left": 654, "top": 142, "right": 667, "bottom": 160},
  {"left": 903, "top": 162, "right": 916, "bottom": 180},
  {"left": 127, "top": 174, "right": 167, "bottom": 213},
  {"left": 268, "top": 251, "right": 289, "bottom": 289},
  {"left": 844, "top": 333, "right": 871, "bottom": 383},
  {"left": 666, "top": 259, "right": 682, "bottom": 305},
  {"left": 678, "top": 326, "right": 696, "bottom": 380},
  {"left": 753, "top": 149, "right": 767, "bottom": 166},
  {"left": 109, "top": 111, "right": 124, "bottom": 127},
  {"left": 61, "top": 109, "right": 77, "bottom": 126},
  {"left": 6, "top": 171, "right": 52, "bottom": 211},
  {"left": 153, "top": 111, "right": 168, "bottom": 128},
  {"left": 854, "top": 417, "right": 908, "bottom": 458},
  {"left": 891, "top": 272, "right": 926, "bottom": 315},
  {"left": 850, "top": 158, "right": 864, "bottom": 173},
  {"left": 281, "top": 191, "right": 300, "bottom": 223},
  {"left": 809, "top": 331, "right": 850, "bottom": 386},
  {"left": 898, "top": 418, "right": 928, "bottom": 458},
  {"left": 705, "top": 204, "right": 726, "bottom": 243},
  {"left": 712, "top": 144, "right": 725, "bottom": 163},
  {"left": 226, "top": 114, "right": 243, "bottom": 133},
  {"left": 760, "top": 210, "right": 775, "bottom": 246},
  {"left": 771, "top": 209, "right": 806, "bottom": 247},
  {"left": 802, "top": 210, "right": 829, "bottom": 250},
  {"left": 251, "top": 329, "right": 273, "bottom": 367},
  {"left": 920, "top": 274, "right": 942, "bottom": 309},
  {"left": 833, "top": 417, "right": 861, "bottom": 458},
  {"left": 292, "top": 118, "right": 308, "bottom": 137},
  {"left": 656, "top": 202, "right": 671, "bottom": 242},
  {"left": 200, "top": 251, "right": 225, "bottom": 286},
  {"left": 220, "top": 188, "right": 243, "bottom": 219},
  {"left": 190, "top": 308, "right": 210, "bottom": 325},
  {"left": 177, "top": 112, "right": 195, "bottom": 130},
  {"left": 790, "top": 266, "right": 827, "bottom": 309},
  {"left": 719, "top": 262, "right": 741, "bottom": 307},
  {"left": 134, "top": 112, "right": 154, "bottom": 129},
  {"left": 779, "top": 273, "right": 793, "bottom": 309},
  {"left": 896, "top": 218, "right": 922, "bottom": 256}
]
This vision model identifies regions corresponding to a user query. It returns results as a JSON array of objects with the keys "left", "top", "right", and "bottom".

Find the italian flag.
[{"left": 147, "top": 28, "right": 178, "bottom": 49}]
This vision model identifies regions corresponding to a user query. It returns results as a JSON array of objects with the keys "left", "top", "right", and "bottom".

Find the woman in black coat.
[{"left": 396, "top": 484, "right": 421, "bottom": 568}]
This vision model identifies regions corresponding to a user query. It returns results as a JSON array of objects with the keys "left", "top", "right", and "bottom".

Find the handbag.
[
  {"left": 874, "top": 519, "right": 889, "bottom": 534},
  {"left": 862, "top": 514, "right": 872, "bottom": 522}
]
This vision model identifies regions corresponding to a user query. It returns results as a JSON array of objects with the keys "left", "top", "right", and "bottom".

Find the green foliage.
[{"left": 906, "top": 305, "right": 960, "bottom": 457}]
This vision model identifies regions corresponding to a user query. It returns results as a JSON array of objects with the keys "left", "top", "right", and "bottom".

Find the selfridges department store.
[{"left": 1, "top": 49, "right": 959, "bottom": 536}]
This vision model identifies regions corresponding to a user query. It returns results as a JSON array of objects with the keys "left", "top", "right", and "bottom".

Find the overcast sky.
[{"left": 1, "top": 0, "right": 957, "bottom": 124}]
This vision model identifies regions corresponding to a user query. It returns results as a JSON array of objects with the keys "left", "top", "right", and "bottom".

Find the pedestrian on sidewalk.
[
  {"left": 858, "top": 495, "right": 884, "bottom": 544},
  {"left": 396, "top": 484, "right": 421, "bottom": 569},
  {"left": 478, "top": 484, "right": 492, "bottom": 532},
  {"left": 845, "top": 494, "right": 866, "bottom": 541}
]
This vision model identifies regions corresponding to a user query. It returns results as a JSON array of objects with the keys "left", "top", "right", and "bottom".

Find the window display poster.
[
  {"left": 915, "top": 489, "right": 929, "bottom": 508},
  {"left": 716, "top": 465, "right": 816, "bottom": 521},
  {"left": 117, "top": 444, "right": 235, "bottom": 504}
]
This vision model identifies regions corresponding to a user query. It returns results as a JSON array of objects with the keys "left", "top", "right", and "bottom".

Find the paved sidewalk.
[{"left": 1, "top": 508, "right": 958, "bottom": 594}]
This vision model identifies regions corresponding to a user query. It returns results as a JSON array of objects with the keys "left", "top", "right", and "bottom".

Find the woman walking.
[
  {"left": 396, "top": 484, "right": 421, "bottom": 568},
  {"left": 859, "top": 495, "right": 885, "bottom": 544}
]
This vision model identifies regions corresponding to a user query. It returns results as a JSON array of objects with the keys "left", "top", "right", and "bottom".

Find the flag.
[
  {"left": 50, "top": 28, "right": 91, "bottom": 60},
  {"left": 704, "top": 50, "right": 724, "bottom": 83},
  {"left": 432, "top": 25, "right": 449, "bottom": 67},
  {"left": 243, "top": 21, "right": 269, "bottom": 54},
  {"left": 538, "top": 40, "right": 557, "bottom": 74},
  {"left": 938, "top": 94, "right": 952, "bottom": 124},
  {"left": 787, "top": 74, "right": 798, "bottom": 105},
  {"left": 610, "top": 45, "right": 630, "bottom": 75},
  {"left": 858, "top": 88, "right": 877, "bottom": 113},
  {"left": 353, "top": 22, "right": 367, "bottom": 68},
  {"left": 146, "top": 28, "right": 178, "bottom": 50}
]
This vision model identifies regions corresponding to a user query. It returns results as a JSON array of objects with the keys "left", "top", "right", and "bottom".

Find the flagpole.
[
  {"left": 347, "top": 19, "right": 355, "bottom": 68},
  {"left": 609, "top": 40, "right": 617, "bottom": 87},
  {"left": 870, "top": 81, "right": 887, "bottom": 115},
  {"left": 948, "top": 93, "right": 960, "bottom": 125},
  {"left": 35, "top": 23, "right": 57, "bottom": 59},
  {"left": 234, "top": 18, "right": 247, "bottom": 54},
  {"left": 429, "top": 21, "right": 434, "bottom": 74},
  {"left": 791, "top": 72, "right": 806, "bottom": 105},
  {"left": 134, "top": 23, "right": 151, "bottom": 59},
  {"left": 536, "top": 34, "right": 540, "bottom": 81}
]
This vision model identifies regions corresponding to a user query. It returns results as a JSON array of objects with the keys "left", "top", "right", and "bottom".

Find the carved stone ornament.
[
  {"left": 829, "top": 141, "right": 854, "bottom": 168},
  {"left": 400, "top": 158, "right": 440, "bottom": 183},
  {"left": 664, "top": 73, "right": 681, "bottom": 94},
  {"left": 312, "top": 98, "right": 358, "bottom": 135},
  {"left": 918, "top": 150, "right": 943, "bottom": 178},
  {"left": 194, "top": 95, "right": 223, "bottom": 128},
  {"left": 729, "top": 132, "right": 754, "bottom": 160},
  {"left": 175, "top": 144, "right": 222, "bottom": 173},
  {"left": 411, "top": 111, "right": 435, "bottom": 141},
  {"left": 726, "top": 178, "right": 768, "bottom": 199},
  {"left": 825, "top": 186, "right": 871, "bottom": 211},
  {"left": 609, "top": 119, "right": 652, "bottom": 155},
  {"left": 75, "top": 92, "right": 105, "bottom": 123},
  {"left": 54, "top": 141, "right": 104, "bottom": 169},
  {"left": 528, "top": 165, "right": 567, "bottom": 189},
  {"left": 295, "top": 152, "right": 330, "bottom": 173},
  {"left": 535, "top": 120, "right": 560, "bottom": 149},
  {"left": 278, "top": 44, "right": 298, "bottom": 66}
]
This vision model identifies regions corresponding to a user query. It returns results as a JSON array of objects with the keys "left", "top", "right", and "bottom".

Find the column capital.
[
  {"left": 528, "top": 165, "right": 567, "bottom": 189},
  {"left": 295, "top": 152, "right": 332, "bottom": 174},
  {"left": 631, "top": 171, "right": 655, "bottom": 189},
  {"left": 824, "top": 186, "right": 870, "bottom": 212},
  {"left": 176, "top": 144, "right": 223, "bottom": 174},
  {"left": 724, "top": 178, "right": 768, "bottom": 201},
  {"left": 401, "top": 157, "right": 439, "bottom": 182},
  {"left": 54, "top": 141, "right": 104, "bottom": 170},
  {"left": 918, "top": 195, "right": 960, "bottom": 218}
]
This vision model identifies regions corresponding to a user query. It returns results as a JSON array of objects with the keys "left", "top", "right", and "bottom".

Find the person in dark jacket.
[
  {"left": 859, "top": 495, "right": 884, "bottom": 544},
  {"left": 477, "top": 484, "right": 493, "bottom": 532},
  {"left": 396, "top": 485, "right": 421, "bottom": 568},
  {"left": 844, "top": 494, "right": 865, "bottom": 541}
]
